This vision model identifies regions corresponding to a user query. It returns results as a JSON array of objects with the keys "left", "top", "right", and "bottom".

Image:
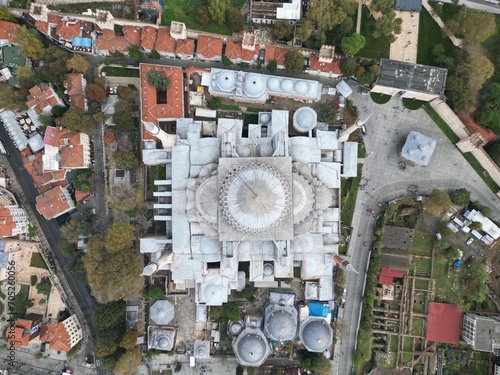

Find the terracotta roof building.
[
  {"left": 42, "top": 126, "right": 91, "bottom": 171},
  {"left": 26, "top": 84, "right": 65, "bottom": 114},
  {"left": 264, "top": 45, "right": 290, "bottom": 70},
  {"left": 95, "top": 29, "right": 133, "bottom": 56},
  {"left": 141, "top": 26, "right": 157, "bottom": 52},
  {"left": 378, "top": 266, "right": 403, "bottom": 285},
  {"left": 63, "top": 73, "right": 87, "bottom": 112},
  {"left": 0, "top": 20, "right": 19, "bottom": 46},
  {"left": 308, "top": 53, "right": 341, "bottom": 78},
  {"left": 175, "top": 38, "right": 194, "bottom": 59},
  {"left": 11, "top": 314, "right": 43, "bottom": 349},
  {"left": 123, "top": 25, "right": 142, "bottom": 46},
  {"left": 54, "top": 16, "right": 82, "bottom": 43},
  {"left": 225, "top": 39, "right": 242, "bottom": 63},
  {"left": 21, "top": 149, "right": 67, "bottom": 194},
  {"left": 155, "top": 27, "right": 175, "bottom": 57},
  {"left": 40, "top": 314, "right": 82, "bottom": 351},
  {"left": 0, "top": 187, "right": 30, "bottom": 238},
  {"left": 426, "top": 302, "right": 462, "bottom": 343},
  {"left": 140, "top": 64, "right": 184, "bottom": 141},
  {"left": 196, "top": 35, "right": 223, "bottom": 61},
  {"left": 35, "top": 185, "right": 75, "bottom": 220}
]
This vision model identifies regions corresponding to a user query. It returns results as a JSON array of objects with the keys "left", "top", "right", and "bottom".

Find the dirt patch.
[{"left": 457, "top": 107, "right": 495, "bottom": 143}]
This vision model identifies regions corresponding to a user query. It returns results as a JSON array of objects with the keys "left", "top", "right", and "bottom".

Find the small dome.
[
  {"left": 265, "top": 309, "right": 297, "bottom": 341},
  {"left": 217, "top": 71, "right": 237, "bottom": 92},
  {"left": 299, "top": 318, "right": 333, "bottom": 353},
  {"left": 294, "top": 81, "right": 309, "bottom": 95},
  {"left": 144, "top": 140, "right": 156, "bottom": 149},
  {"left": 263, "top": 263, "right": 274, "bottom": 276},
  {"left": 203, "top": 283, "right": 226, "bottom": 305},
  {"left": 280, "top": 79, "right": 294, "bottom": 93},
  {"left": 293, "top": 107, "right": 317, "bottom": 133},
  {"left": 229, "top": 321, "right": 244, "bottom": 336},
  {"left": 158, "top": 336, "right": 171, "bottom": 349},
  {"left": 243, "top": 73, "right": 266, "bottom": 97},
  {"left": 260, "top": 113, "right": 271, "bottom": 124},
  {"left": 267, "top": 77, "right": 281, "bottom": 91}
]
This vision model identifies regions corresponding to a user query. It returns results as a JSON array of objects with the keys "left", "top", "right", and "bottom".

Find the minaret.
[
  {"left": 144, "top": 121, "right": 176, "bottom": 148},
  {"left": 141, "top": 251, "right": 174, "bottom": 276},
  {"left": 338, "top": 113, "right": 373, "bottom": 142},
  {"left": 332, "top": 255, "right": 358, "bottom": 273}
]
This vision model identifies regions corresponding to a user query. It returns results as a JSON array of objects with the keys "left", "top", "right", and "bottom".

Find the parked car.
[{"left": 466, "top": 238, "right": 473, "bottom": 245}]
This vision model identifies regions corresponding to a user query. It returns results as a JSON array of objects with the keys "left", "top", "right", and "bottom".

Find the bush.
[
  {"left": 30, "top": 275, "right": 37, "bottom": 286},
  {"left": 450, "top": 188, "right": 470, "bottom": 206},
  {"left": 222, "top": 303, "right": 242, "bottom": 322}
]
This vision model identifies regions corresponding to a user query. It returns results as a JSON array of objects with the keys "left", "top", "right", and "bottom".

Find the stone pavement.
[{"left": 390, "top": 11, "right": 419, "bottom": 63}]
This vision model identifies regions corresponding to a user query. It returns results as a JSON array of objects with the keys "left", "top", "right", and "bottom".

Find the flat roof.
[
  {"left": 395, "top": 0, "right": 423, "bottom": 12},
  {"left": 426, "top": 302, "right": 462, "bottom": 343},
  {"left": 376, "top": 58, "right": 447, "bottom": 95}
]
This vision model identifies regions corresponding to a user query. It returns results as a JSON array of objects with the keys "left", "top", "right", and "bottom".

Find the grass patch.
[
  {"left": 246, "top": 107, "right": 262, "bottom": 113},
  {"left": 358, "top": 143, "right": 366, "bottom": 158},
  {"left": 357, "top": 6, "right": 391, "bottom": 59},
  {"left": 8, "top": 0, "right": 28, "bottom": 8},
  {"left": 0, "top": 288, "right": 5, "bottom": 299},
  {"left": 243, "top": 114, "right": 259, "bottom": 127},
  {"left": 415, "top": 279, "right": 428, "bottom": 290},
  {"left": 162, "top": 0, "right": 244, "bottom": 35},
  {"left": 412, "top": 317, "right": 424, "bottom": 336},
  {"left": 30, "top": 252, "right": 48, "bottom": 269},
  {"left": 12, "top": 285, "right": 30, "bottom": 318},
  {"left": 102, "top": 66, "right": 140, "bottom": 77},
  {"left": 462, "top": 153, "right": 500, "bottom": 193},
  {"left": 412, "top": 232, "right": 433, "bottom": 256},
  {"left": 220, "top": 104, "right": 240, "bottom": 111},
  {"left": 389, "top": 335, "right": 398, "bottom": 352},
  {"left": 370, "top": 92, "right": 392, "bottom": 105},
  {"left": 403, "top": 98, "right": 426, "bottom": 110},
  {"left": 403, "top": 337, "right": 413, "bottom": 352},
  {"left": 417, "top": 8, "right": 458, "bottom": 65},
  {"left": 341, "top": 164, "right": 363, "bottom": 226},
  {"left": 413, "top": 257, "right": 432, "bottom": 276},
  {"left": 402, "top": 353, "right": 413, "bottom": 363},
  {"left": 429, "top": 1, "right": 460, "bottom": 22},
  {"left": 425, "top": 106, "right": 460, "bottom": 143}
]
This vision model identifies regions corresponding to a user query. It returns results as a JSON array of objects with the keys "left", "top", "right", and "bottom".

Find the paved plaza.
[{"left": 390, "top": 11, "right": 420, "bottom": 63}]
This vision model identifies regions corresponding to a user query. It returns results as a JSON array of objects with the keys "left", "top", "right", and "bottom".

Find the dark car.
[{"left": 40, "top": 342, "right": 46, "bottom": 352}]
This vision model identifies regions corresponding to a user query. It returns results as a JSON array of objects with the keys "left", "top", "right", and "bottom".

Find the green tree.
[
  {"left": 51, "top": 105, "right": 67, "bottom": 118},
  {"left": 208, "top": 97, "right": 221, "bottom": 109},
  {"left": 67, "top": 54, "right": 90, "bottom": 73},
  {"left": 447, "top": 7, "right": 496, "bottom": 46},
  {"left": 450, "top": 188, "right": 470, "bottom": 206},
  {"left": 196, "top": 5, "right": 211, "bottom": 25},
  {"left": 272, "top": 20, "right": 294, "bottom": 41},
  {"left": 105, "top": 223, "right": 135, "bottom": 253},
  {"left": 62, "top": 108, "right": 93, "bottom": 134},
  {"left": 14, "top": 26, "right": 44, "bottom": 60},
  {"left": 36, "top": 277, "right": 52, "bottom": 296},
  {"left": 470, "top": 201, "right": 493, "bottom": 218},
  {"left": 296, "top": 19, "right": 314, "bottom": 42},
  {"left": 477, "top": 83, "right": 500, "bottom": 134},
  {"left": 373, "top": 12, "right": 402, "bottom": 41},
  {"left": 93, "top": 301, "right": 126, "bottom": 328},
  {"left": 30, "top": 275, "right": 38, "bottom": 286},
  {"left": 113, "top": 109, "right": 135, "bottom": 131},
  {"left": 423, "top": 189, "right": 451, "bottom": 217},
  {"left": 222, "top": 56, "right": 232, "bottom": 66},
  {"left": 285, "top": 50, "right": 304, "bottom": 74},
  {"left": 339, "top": 17, "right": 354, "bottom": 36},
  {"left": 485, "top": 139, "right": 500, "bottom": 164},
  {"left": 303, "top": 0, "right": 357, "bottom": 32},
  {"left": 127, "top": 44, "right": 143, "bottom": 60},
  {"left": 298, "top": 351, "right": 332, "bottom": 375},
  {"left": 208, "top": 0, "right": 230, "bottom": 24},
  {"left": 227, "top": 8, "right": 243, "bottom": 32},
  {"left": 119, "top": 330, "right": 138, "bottom": 351},
  {"left": 85, "top": 83, "right": 107, "bottom": 102},
  {"left": 318, "top": 100, "right": 339, "bottom": 124},
  {"left": 38, "top": 46, "right": 68, "bottom": 84},
  {"left": 469, "top": 221, "right": 482, "bottom": 231},
  {"left": 149, "top": 49, "right": 161, "bottom": 60},
  {"left": 95, "top": 327, "right": 123, "bottom": 357},
  {"left": 117, "top": 86, "right": 135, "bottom": 102},
  {"left": 0, "top": 85, "right": 26, "bottom": 111},
  {"left": 38, "top": 113, "right": 53, "bottom": 127},
  {"left": 73, "top": 169, "right": 92, "bottom": 192},
  {"left": 113, "top": 151, "right": 139, "bottom": 170},
  {"left": 146, "top": 70, "right": 170, "bottom": 91},
  {"left": 267, "top": 59, "right": 278, "bottom": 73},
  {"left": 445, "top": 75, "right": 473, "bottom": 112},
  {"left": 304, "top": 31, "right": 326, "bottom": 50},
  {"left": 222, "top": 303, "right": 242, "bottom": 322},
  {"left": 446, "top": 247, "right": 461, "bottom": 260},
  {"left": 341, "top": 57, "right": 359, "bottom": 76},
  {"left": 113, "top": 348, "right": 141, "bottom": 375},
  {"left": 467, "top": 51, "right": 494, "bottom": 95},
  {"left": 341, "top": 33, "right": 365, "bottom": 56},
  {"left": 0, "top": 5, "right": 15, "bottom": 22},
  {"left": 144, "top": 285, "right": 164, "bottom": 302}
]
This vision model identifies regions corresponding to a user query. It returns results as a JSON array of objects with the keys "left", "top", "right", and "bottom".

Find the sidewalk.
[{"left": 422, "top": 0, "right": 463, "bottom": 47}]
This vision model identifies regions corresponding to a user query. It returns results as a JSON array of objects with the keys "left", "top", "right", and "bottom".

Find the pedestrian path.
[
  {"left": 389, "top": 11, "right": 420, "bottom": 63},
  {"left": 422, "top": 0, "right": 463, "bottom": 47}
]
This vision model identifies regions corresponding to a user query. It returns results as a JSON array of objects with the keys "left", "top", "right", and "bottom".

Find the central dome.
[
  {"left": 243, "top": 73, "right": 266, "bottom": 97},
  {"left": 236, "top": 333, "right": 269, "bottom": 364},
  {"left": 217, "top": 70, "right": 236, "bottom": 92},
  {"left": 220, "top": 163, "right": 291, "bottom": 234},
  {"left": 264, "top": 309, "right": 297, "bottom": 341}
]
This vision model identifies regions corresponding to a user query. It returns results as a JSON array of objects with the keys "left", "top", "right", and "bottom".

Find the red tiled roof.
[
  {"left": 140, "top": 64, "right": 184, "bottom": 139},
  {"left": 104, "top": 131, "right": 115, "bottom": 145},
  {"left": 35, "top": 185, "right": 74, "bottom": 220},
  {"left": 95, "top": 29, "right": 132, "bottom": 55},
  {"left": 60, "top": 144, "right": 85, "bottom": 169},
  {"left": 56, "top": 18, "right": 81, "bottom": 42},
  {"left": 155, "top": 27, "right": 175, "bottom": 54},
  {"left": 40, "top": 322, "right": 71, "bottom": 351},
  {"left": 309, "top": 53, "right": 341, "bottom": 75},
  {"left": 141, "top": 26, "right": 157, "bottom": 51},
  {"left": 11, "top": 319, "right": 38, "bottom": 349},
  {"left": 123, "top": 25, "right": 141, "bottom": 46},
  {"left": 225, "top": 39, "right": 242, "bottom": 60},
  {"left": 0, "top": 207, "right": 16, "bottom": 238},
  {"left": 21, "top": 150, "right": 67, "bottom": 193},
  {"left": 176, "top": 38, "right": 194, "bottom": 57},
  {"left": 34, "top": 20, "right": 49, "bottom": 35},
  {"left": 0, "top": 20, "right": 19, "bottom": 44},
  {"left": 26, "top": 85, "right": 61, "bottom": 114},
  {"left": 242, "top": 45, "right": 259, "bottom": 63},
  {"left": 265, "top": 45, "right": 290, "bottom": 66},
  {"left": 378, "top": 267, "right": 403, "bottom": 285},
  {"left": 63, "top": 73, "right": 86, "bottom": 111},
  {"left": 47, "top": 14, "right": 60, "bottom": 24},
  {"left": 426, "top": 302, "right": 462, "bottom": 343},
  {"left": 197, "top": 35, "right": 223, "bottom": 59},
  {"left": 75, "top": 189, "right": 91, "bottom": 203}
]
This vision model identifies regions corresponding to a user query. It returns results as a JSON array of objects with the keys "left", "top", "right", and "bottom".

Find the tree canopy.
[
  {"left": 67, "top": 54, "right": 90, "bottom": 73},
  {"left": 227, "top": 8, "right": 244, "bottom": 32},
  {"left": 447, "top": 7, "right": 496, "bottom": 46},
  {"left": 196, "top": 5, "right": 211, "bottom": 25},
  {"left": 341, "top": 33, "right": 365, "bottom": 56},
  {"left": 450, "top": 188, "right": 470, "bottom": 206},
  {"left": 476, "top": 82, "right": 500, "bottom": 134},
  {"left": 318, "top": 100, "right": 339, "bottom": 124},
  {"left": 208, "top": 0, "right": 230, "bottom": 24},
  {"left": 85, "top": 83, "right": 107, "bottom": 102},
  {"left": 0, "top": 85, "right": 27, "bottom": 111},
  {"left": 341, "top": 57, "right": 359, "bottom": 76},
  {"left": 0, "top": 5, "right": 15, "bottom": 22},
  {"left": 62, "top": 108, "right": 93, "bottom": 134},
  {"left": 117, "top": 85, "right": 135, "bottom": 102},
  {"left": 485, "top": 139, "right": 500, "bottom": 164},
  {"left": 113, "top": 150, "right": 139, "bottom": 170},
  {"left": 298, "top": 351, "right": 332, "bottom": 375},
  {"left": 104, "top": 223, "right": 135, "bottom": 253},
  {"left": 423, "top": 189, "right": 451, "bottom": 217},
  {"left": 93, "top": 301, "right": 126, "bottom": 328},
  {"left": 272, "top": 20, "right": 294, "bottom": 41},
  {"left": 146, "top": 70, "right": 170, "bottom": 91},
  {"left": 285, "top": 50, "right": 304, "bottom": 74},
  {"left": 14, "top": 26, "right": 44, "bottom": 60},
  {"left": 302, "top": 0, "right": 357, "bottom": 36},
  {"left": 38, "top": 46, "right": 68, "bottom": 84},
  {"left": 267, "top": 59, "right": 278, "bottom": 73},
  {"left": 128, "top": 44, "right": 143, "bottom": 60},
  {"left": 119, "top": 330, "right": 138, "bottom": 351},
  {"left": 36, "top": 277, "right": 52, "bottom": 295},
  {"left": 113, "top": 348, "right": 141, "bottom": 375}
]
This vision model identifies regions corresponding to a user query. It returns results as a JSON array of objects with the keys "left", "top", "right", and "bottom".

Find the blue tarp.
[
  {"left": 308, "top": 302, "right": 330, "bottom": 318},
  {"left": 71, "top": 36, "right": 92, "bottom": 48}
]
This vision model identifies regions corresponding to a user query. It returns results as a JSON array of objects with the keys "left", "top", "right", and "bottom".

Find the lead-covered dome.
[
  {"left": 234, "top": 333, "right": 270, "bottom": 366},
  {"left": 293, "top": 107, "right": 317, "bottom": 133},
  {"left": 294, "top": 81, "right": 309, "bottom": 95},
  {"left": 264, "top": 309, "right": 297, "bottom": 341},
  {"left": 299, "top": 317, "right": 333, "bottom": 352},
  {"left": 243, "top": 73, "right": 266, "bottom": 97},
  {"left": 280, "top": 79, "right": 294, "bottom": 93},
  {"left": 267, "top": 77, "right": 281, "bottom": 91},
  {"left": 219, "top": 163, "right": 291, "bottom": 234},
  {"left": 217, "top": 70, "right": 237, "bottom": 92}
]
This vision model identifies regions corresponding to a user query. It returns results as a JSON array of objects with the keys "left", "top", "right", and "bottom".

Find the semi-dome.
[
  {"left": 203, "top": 283, "right": 226, "bottom": 305},
  {"left": 243, "top": 73, "right": 266, "bottom": 97},
  {"left": 234, "top": 332, "right": 271, "bottom": 366},
  {"left": 293, "top": 107, "right": 317, "bottom": 133},
  {"left": 292, "top": 173, "right": 315, "bottom": 224},
  {"left": 217, "top": 70, "right": 237, "bottom": 92},
  {"left": 299, "top": 317, "right": 333, "bottom": 352},
  {"left": 280, "top": 79, "right": 294, "bottom": 93},
  {"left": 267, "top": 77, "right": 281, "bottom": 91},
  {"left": 196, "top": 176, "right": 219, "bottom": 224},
  {"left": 294, "top": 81, "right": 309, "bottom": 95},
  {"left": 219, "top": 163, "right": 291, "bottom": 234},
  {"left": 264, "top": 309, "right": 297, "bottom": 341}
]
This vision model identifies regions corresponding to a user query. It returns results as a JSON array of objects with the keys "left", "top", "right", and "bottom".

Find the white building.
[
  {"left": 463, "top": 209, "right": 499, "bottom": 245},
  {"left": 0, "top": 187, "right": 30, "bottom": 238}
]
